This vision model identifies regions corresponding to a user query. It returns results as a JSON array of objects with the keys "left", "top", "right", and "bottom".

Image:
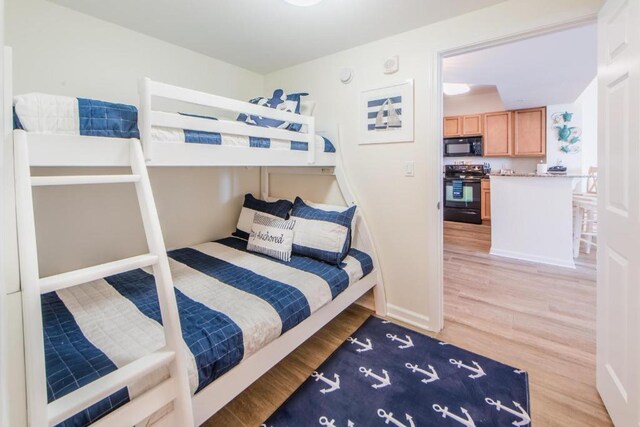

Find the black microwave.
[{"left": 443, "top": 137, "right": 483, "bottom": 157}]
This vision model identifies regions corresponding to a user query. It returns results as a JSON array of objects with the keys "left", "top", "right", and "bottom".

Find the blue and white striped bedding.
[
  {"left": 44, "top": 237, "right": 373, "bottom": 426},
  {"left": 13, "top": 93, "right": 336, "bottom": 153}
]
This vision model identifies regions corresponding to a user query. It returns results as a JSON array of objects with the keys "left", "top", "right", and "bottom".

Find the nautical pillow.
[
  {"left": 290, "top": 197, "right": 357, "bottom": 266},
  {"left": 247, "top": 213, "right": 296, "bottom": 262},
  {"left": 234, "top": 194, "right": 293, "bottom": 240},
  {"left": 237, "top": 89, "right": 308, "bottom": 132}
]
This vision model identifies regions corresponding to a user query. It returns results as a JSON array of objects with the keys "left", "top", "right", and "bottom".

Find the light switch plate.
[{"left": 404, "top": 161, "right": 415, "bottom": 177}]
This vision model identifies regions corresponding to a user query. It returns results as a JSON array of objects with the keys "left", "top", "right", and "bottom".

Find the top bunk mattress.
[
  {"left": 13, "top": 93, "right": 336, "bottom": 153},
  {"left": 43, "top": 236, "right": 372, "bottom": 426}
]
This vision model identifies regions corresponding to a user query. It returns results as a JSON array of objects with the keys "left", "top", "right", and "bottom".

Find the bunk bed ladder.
[{"left": 14, "top": 135, "right": 194, "bottom": 426}]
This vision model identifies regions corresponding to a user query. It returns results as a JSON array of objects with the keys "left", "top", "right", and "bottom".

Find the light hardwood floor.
[{"left": 205, "top": 221, "right": 610, "bottom": 426}]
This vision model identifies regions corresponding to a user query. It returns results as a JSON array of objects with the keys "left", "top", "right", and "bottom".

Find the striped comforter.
[{"left": 43, "top": 237, "right": 373, "bottom": 426}]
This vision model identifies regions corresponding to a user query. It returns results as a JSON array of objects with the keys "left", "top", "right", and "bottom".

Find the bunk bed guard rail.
[{"left": 138, "top": 78, "right": 317, "bottom": 164}]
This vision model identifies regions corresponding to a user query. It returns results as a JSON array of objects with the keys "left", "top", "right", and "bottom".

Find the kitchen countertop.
[{"left": 488, "top": 173, "right": 588, "bottom": 178}]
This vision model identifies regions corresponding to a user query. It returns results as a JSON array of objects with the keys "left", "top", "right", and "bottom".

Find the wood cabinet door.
[
  {"left": 483, "top": 111, "right": 512, "bottom": 156},
  {"left": 481, "top": 188, "right": 491, "bottom": 220},
  {"left": 462, "top": 114, "right": 483, "bottom": 136},
  {"left": 514, "top": 107, "right": 546, "bottom": 156},
  {"left": 481, "top": 179, "right": 491, "bottom": 220},
  {"left": 443, "top": 116, "right": 462, "bottom": 137}
]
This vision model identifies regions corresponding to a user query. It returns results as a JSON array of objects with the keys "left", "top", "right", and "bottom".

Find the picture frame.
[{"left": 359, "top": 79, "right": 414, "bottom": 144}]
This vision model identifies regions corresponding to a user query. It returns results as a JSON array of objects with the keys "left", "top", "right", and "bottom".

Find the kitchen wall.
[
  {"left": 5, "top": 0, "right": 264, "bottom": 277},
  {"left": 265, "top": 0, "right": 603, "bottom": 330},
  {"left": 576, "top": 78, "right": 598, "bottom": 176},
  {"left": 443, "top": 88, "right": 505, "bottom": 116},
  {"left": 546, "top": 77, "right": 597, "bottom": 176},
  {"left": 443, "top": 87, "right": 541, "bottom": 173}
]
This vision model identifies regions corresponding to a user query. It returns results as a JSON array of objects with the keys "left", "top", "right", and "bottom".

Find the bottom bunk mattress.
[{"left": 43, "top": 237, "right": 373, "bottom": 426}]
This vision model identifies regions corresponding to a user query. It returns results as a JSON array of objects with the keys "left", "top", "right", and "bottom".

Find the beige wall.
[
  {"left": 6, "top": 0, "right": 264, "bottom": 277},
  {"left": 266, "top": 0, "right": 602, "bottom": 330},
  {"left": 443, "top": 89, "right": 505, "bottom": 116}
]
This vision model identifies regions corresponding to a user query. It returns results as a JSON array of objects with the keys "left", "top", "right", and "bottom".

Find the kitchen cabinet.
[
  {"left": 443, "top": 116, "right": 462, "bottom": 137},
  {"left": 443, "top": 114, "right": 483, "bottom": 137},
  {"left": 481, "top": 179, "right": 491, "bottom": 220},
  {"left": 462, "top": 115, "right": 483, "bottom": 136},
  {"left": 483, "top": 111, "right": 512, "bottom": 157},
  {"left": 513, "top": 107, "right": 546, "bottom": 156}
]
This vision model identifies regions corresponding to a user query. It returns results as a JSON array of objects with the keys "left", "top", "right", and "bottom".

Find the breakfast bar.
[{"left": 490, "top": 174, "right": 584, "bottom": 268}]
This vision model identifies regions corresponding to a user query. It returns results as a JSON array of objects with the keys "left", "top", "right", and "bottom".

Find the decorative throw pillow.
[
  {"left": 237, "top": 89, "right": 308, "bottom": 132},
  {"left": 247, "top": 213, "right": 296, "bottom": 262},
  {"left": 290, "top": 197, "right": 357, "bottom": 266},
  {"left": 234, "top": 194, "right": 293, "bottom": 240},
  {"left": 304, "top": 200, "right": 359, "bottom": 241}
]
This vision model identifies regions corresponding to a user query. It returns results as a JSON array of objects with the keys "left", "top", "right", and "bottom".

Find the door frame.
[{"left": 429, "top": 14, "right": 598, "bottom": 331}]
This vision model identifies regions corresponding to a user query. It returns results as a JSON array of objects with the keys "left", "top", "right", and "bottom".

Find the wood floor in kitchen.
[{"left": 206, "top": 221, "right": 610, "bottom": 426}]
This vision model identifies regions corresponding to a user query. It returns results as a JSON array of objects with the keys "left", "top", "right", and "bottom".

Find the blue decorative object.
[
  {"left": 237, "top": 89, "right": 308, "bottom": 131},
  {"left": 264, "top": 316, "right": 531, "bottom": 426},
  {"left": 552, "top": 111, "right": 581, "bottom": 154}
]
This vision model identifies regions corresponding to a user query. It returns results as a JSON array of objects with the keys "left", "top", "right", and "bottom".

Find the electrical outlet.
[{"left": 404, "top": 161, "right": 415, "bottom": 177}]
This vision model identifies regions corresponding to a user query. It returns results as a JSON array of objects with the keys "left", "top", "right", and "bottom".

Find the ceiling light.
[
  {"left": 443, "top": 83, "right": 471, "bottom": 96},
  {"left": 284, "top": 0, "right": 323, "bottom": 6}
]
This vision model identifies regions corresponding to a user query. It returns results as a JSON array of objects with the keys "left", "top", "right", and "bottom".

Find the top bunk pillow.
[
  {"left": 290, "top": 197, "right": 357, "bottom": 266},
  {"left": 234, "top": 193, "right": 293, "bottom": 240},
  {"left": 237, "top": 89, "right": 308, "bottom": 132}
]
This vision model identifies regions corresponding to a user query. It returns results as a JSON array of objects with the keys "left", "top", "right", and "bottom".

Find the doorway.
[{"left": 436, "top": 23, "right": 608, "bottom": 425}]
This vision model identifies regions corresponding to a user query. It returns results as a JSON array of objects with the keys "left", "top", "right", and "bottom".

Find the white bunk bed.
[{"left": 5, "top": 71, "right": 387, "bottom": 427}]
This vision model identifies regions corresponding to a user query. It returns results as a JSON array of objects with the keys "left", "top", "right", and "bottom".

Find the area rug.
[{"left": 263, "top": 316, "right": 530, "bottom": 426}]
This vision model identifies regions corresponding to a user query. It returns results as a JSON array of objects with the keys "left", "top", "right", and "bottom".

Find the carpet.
[{"left": 262, "top": 316, "right": 530, "bottom": 426}]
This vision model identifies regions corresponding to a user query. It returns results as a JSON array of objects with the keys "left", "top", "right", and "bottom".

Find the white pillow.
[
  {"left": 247, "top": 213, "right": 296, "bottom": 262},
  {"left": 304, "top": 200, "right": 359, "bottom": 237}
]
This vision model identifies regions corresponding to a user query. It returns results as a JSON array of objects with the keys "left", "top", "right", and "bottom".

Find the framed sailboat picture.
[{"left": 359, "top": 79, "right": 414, "bottom": 144}]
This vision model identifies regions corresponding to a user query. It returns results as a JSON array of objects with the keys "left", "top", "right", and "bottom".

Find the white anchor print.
[
  {"left": 319, "top": 416, "right": 355, "bottom": 427},
  {"left": 381, "top": 320, "right": 391, "bottom": 324},
  {"left": 358, "top": 366, "right": 391, "bottom": 389},
  {"left": 438, "top": 341, "right": 450, "bottom": 346},
  {"left": 485, "top": 398, "right": 531, "bottom": 426},
  {"left": 386, "top": 333, "right": 414, "bottom": 349},
  {"left": 513, "top": 369, "right": 526, "bottom": 375},
  {"left": 377, "top": 409, "right": 415, "bottom": 427},
  {"left": 347, "top": 336, "right": 373, "bottom": 352},
  {"left": 449, "top": 358, "right": 486, "bottom": 379},
  {"left": 432, "top": 404, "right": 476, "bottom": 427},
  {"left": 311, "top": 371, "right": 341, "bottom": 394},
  {"left": 405, "top": 362, "right": 439, "bottom": 384}
]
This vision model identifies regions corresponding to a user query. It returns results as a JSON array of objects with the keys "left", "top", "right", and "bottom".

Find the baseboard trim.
[
  {"left": 490, "top": 247, "right": 576, "bottom": 269},
  {"left": 386, "top": 304, "right": 432, "bottom": 332}
]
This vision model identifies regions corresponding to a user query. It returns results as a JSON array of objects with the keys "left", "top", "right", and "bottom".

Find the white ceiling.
[
  {"left": 443, "top": 24, "right": 597, "bottom": 109},
  {"left": 48, "top": 0, "right": 505, "bottom": 74}
]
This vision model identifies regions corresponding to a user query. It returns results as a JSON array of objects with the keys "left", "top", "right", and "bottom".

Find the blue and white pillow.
[
  {"left": 237, "top": 89, "right": 308, "bottom": 132},
  {"left": 234, "top": 194, "right": 293, "bottom": 240},
  {"left": 290, "top": 197, "right": 357, "bottom": 266},
  {"left": 247, "top": 213, "right": 296, "bottom": 262}
]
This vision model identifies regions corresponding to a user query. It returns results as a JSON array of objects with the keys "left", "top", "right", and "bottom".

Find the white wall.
[
  {"left": 265, "top": 0, "right": 603, "bottom": 330},
  {"left": 576, "top": 78, "right": 598, "bottom": 175},
  {"left": 6, "top": 0, "right": 264, "bottom": 277}
]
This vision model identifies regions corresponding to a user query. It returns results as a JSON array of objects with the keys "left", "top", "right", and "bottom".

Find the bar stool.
[{"left": 573, "top": 167, "right": 597, "bottom": 257}]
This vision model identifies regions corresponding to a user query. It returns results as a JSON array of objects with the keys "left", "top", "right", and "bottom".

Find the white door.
[{"left": 597, "top": 0, "right": 640, "bottom": 425}]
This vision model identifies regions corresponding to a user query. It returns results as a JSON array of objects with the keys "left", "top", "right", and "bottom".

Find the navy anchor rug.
[{"left": 262, "top": 316, "right": 530, "bottom": 427}]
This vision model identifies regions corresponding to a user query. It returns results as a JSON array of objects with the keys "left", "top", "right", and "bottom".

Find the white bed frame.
[{"left": 2, "top": 70, "right": 387, "bottom": 427}]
